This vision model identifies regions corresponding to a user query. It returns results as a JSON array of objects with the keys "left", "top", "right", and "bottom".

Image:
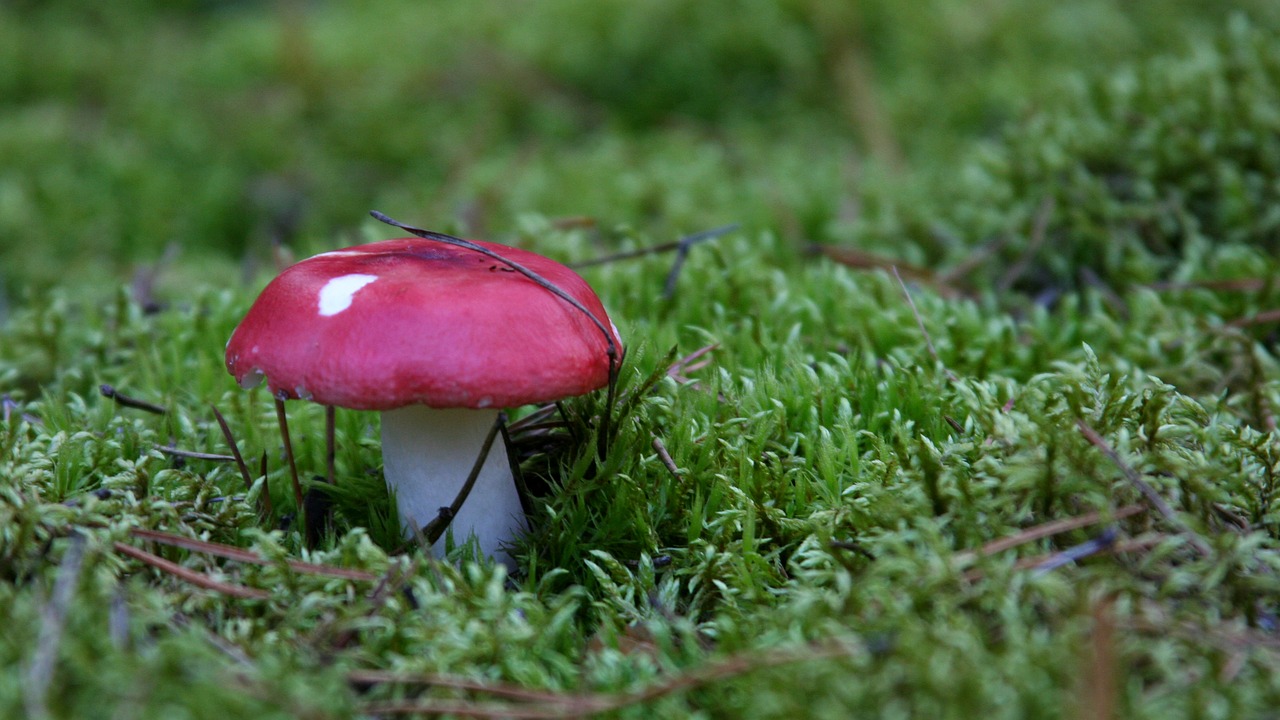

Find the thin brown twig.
[
  {"left": 569, "top": 224, "right": 736, "bottom": 271},
  {"left": 938, "top": 234, "right": 1008, "bottom": 286},
  {"left": 652, "top": 436, "right": 683, "bottom": 484},
  {"left": 274, "top": 394, "right": 305, "bottom": 512},
  {"left": 130, "top": 528, "right": 379, "bottom": 582},
  {"left": 1123, "top": 610, "right": 1280, "bottom": 653},
  {"left": 357, "top": 640, "right": 855, "bottom": 718},
  {"left": 114, "top": 541, "right": 269, "bottom": 600},
  {"left": 350, "top": 670, "right": 575, "bottom": 704},
  {"left": 893, "top": 266, "right": 957, "bottom": 382},
  {"left": 156, "top": 445, "right": 237, "bottom": 462},
  {"left": 953, "top": 504, "right": 1146, "bottom": 565},
  {"left": 1226, "top": 308, "right": 1280, "bottom": 328},
  {"left": 667, "top": 343, "right": 718, "bottom": 383},
  {"left": 325, "top": 405, "right": 337, "bottom": 487},
  {"left": 370, "top": 211, "right": 622, "bottom": 460},
  {"left": 506, "top": 404, "right": 560, "bottom": 436},
  {"left": 99, "top": 384, "right": 167, "bottom": 415},
  {"left": 360, "top": 700, "right": 576, "bottom": 720},
  {"left": 211, "top": 404, "right": 265, "bottom": 510},
  {"left": 1076, "top": 420, "right": 1212, "bottom": 557},
  {"left": 996, "top": 196, "right": 1055, "bottom": 292},
  {"left": 1078, "top": 596, "right": 1117, "bottom": 720},
  {"left": 962, "top": 535, "right": 1166, "bottom": 582},
  {"left": 1149, "top": 278, "right": 1268, "bottom": 293},
  {"left": 305, "top": 558, "right": 421, "bottom": 655},
  {"left": 662, "top": 225, "right": 737, "bottom": 299}
]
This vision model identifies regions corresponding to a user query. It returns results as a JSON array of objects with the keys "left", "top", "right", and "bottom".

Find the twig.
[
  {"left": 422, "top": 413, "right": 505, "bottom": 545},
  {"left": 570, "top": 224, "right": 737, "bottom": 271},
  {"left": 130, "top": 241, "right": 180, "bottom": 313},
  {"left": 1226, "top": 308, "right": 1280, "bottom": 328},
  {"left": 996, "top": 196, "right": 1055, "bottom": 292},
  {"left": 325, "top": 405, "right": 336, "bottom": 486},
  {"left": 892, "top": 266, "right": 957, "bottom": 382},
  {"left": 130, "top": 528, "right": 379, "bottom": 582},
  {"left": 663, "top": 225, "right": 737, "bottom": 299},
  {"left": 212, "top": 404, "right": 271, "bottom": 515},
  {"left": 361, "top": 700, "right": 576, "bottom": 719},
  {"left": 1123, "top": 609, "right": 1280, "bottom": 654},
  {"left": 304, "top": 558, "right": 421, "bottom": 655},
  {"left": 962, "top": 535, "right": 1165, "bottom": 582},
  {"left": 1150, "top": 278, "right": 1268, "bottom": 293},
  {"left": 350, "top": 670, "right": 573, "bottom": 704},
  {"left": 274, "top": 394, "right": 304, "bottom": 512},
  {"left": 370, "top": 212, "right": 618, "bottom": 367},
  {"left": 156, "top": 445, "right": 237, "bottom": 462},
  {"left": 1078, "top": 596, "right": 1117, "bottom": 720},
  {"left": 357, "top": 640, "right": 856, "bottom": 718},
  {"left": 1031, "top": 526, "right": 1119, "bottom": 575},
  {"left": 953, "top": 504, "right": 1146, "bottom": 565},
  {"left": 666, "top": 343, "right": 717, "bottom": 386},
  {"left": 114, "top": 541, "right": 269, "bottom": 600},
  {"left": 1079, "top": 267, "right": 1129, "bottom": 319},
  {"left": 652, "top": 436, "right": 683, "bottom": 484},
  {"left": 370, "top": 211, "right": 622, "bottom": 459},
  {"left": 1076, "top": 420, "right": 1212, "bottom": 557},
  {"left": 502, "top": 419, "right": 535, "bottom": 518},
  {"left": 938, "top": 234, "right": 1008, "bottom": 286},
  {"left": 99, "top": 384, "right": 167, "bottom": 415},
  {"left": 25, "top": 533, "right": 87, "bottom": 720},
  {"left": 1028, "top": 535, "right": 1162, "bottom": 570},
  {"left": 813, "top": 245, "right": 962, "bottom": 298}
]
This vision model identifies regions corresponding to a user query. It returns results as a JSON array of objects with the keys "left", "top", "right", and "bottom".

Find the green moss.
[{"left": 6, "top": 4, "right": 1280, "bottom": 719}]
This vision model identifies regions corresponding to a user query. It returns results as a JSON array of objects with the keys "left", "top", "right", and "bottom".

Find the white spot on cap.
[
  {"left": 476, "top": 396, "right": 493, "bottom": 408},
  {"left": 295, "top": 385, "right": 313, "bottom": 401},
  {"left": 318, "top": 274, "right": 378, "bottom": 316},
  {"left": 239, "top": 369, "right": 265, "bottom": 389}
]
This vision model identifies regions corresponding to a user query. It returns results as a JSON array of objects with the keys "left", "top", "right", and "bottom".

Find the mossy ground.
[{"left": 4, "top": 2, "right": 1280, "bottom": 718}]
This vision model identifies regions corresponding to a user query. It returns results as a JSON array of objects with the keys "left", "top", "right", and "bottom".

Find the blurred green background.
[{"left": 3, "top": 0, "right": 1278, "bottom": 305}]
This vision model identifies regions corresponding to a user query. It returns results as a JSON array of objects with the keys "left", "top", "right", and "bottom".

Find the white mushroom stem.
[{"left": 379, "top": 405, "right": 526, "bottom": 568}]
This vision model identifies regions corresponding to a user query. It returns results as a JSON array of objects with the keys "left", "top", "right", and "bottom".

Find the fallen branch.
[
  {"left": 130, "top": 528, "right": 379, "bottom": 582},
  {"left": 666, "top": 343, "right": 717, "bottom": 385},
  {"left": 1225, "top": 308, "right": 1280, "bottom": 328},
  {"left": 652, "top": 436, "right": 683, "bottom": 485},
  {"left": 211, "top": 404, "right": 271, "bottom": 516},
  {"left": 953, "top": 504, "right": 1146, "bottom": 566},
  {"left": 570, "top": 225, "right": 736, "bottom": 272},
  {"left": 356, "top": 640, "right": 856, "bottom": 718},
  {"left": 962, "top": 535, "right": 1166, "bottom": 583},
  {"left": 114, "top": 541, "right": 269, "bottom": 600},
  {"left": 1076, "top": 420, "right": 1212, "bottom": 557},
  {"left": 100, "top": 384, "right": 168, "bottom": 415},
  {"left": 274, "top": 394, "right": 304, "bottom": 512}
]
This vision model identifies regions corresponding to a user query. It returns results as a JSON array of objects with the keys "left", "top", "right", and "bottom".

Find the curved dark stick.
[{"left": 370, "top": 211, "right": 622, "bottom": 457}]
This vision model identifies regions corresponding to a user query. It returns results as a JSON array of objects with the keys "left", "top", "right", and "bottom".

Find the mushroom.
[{"left": 225, "top": 232, "right": 621, "bottom": 567}]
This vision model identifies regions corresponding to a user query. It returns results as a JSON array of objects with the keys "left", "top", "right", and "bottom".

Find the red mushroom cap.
[{"left": 225, "top": 237, "right": 621, "bottom": 410}]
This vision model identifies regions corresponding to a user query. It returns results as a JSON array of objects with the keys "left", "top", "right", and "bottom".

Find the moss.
[{"left": 5, "top": 4, "right": 1280, "bottom": 719}]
